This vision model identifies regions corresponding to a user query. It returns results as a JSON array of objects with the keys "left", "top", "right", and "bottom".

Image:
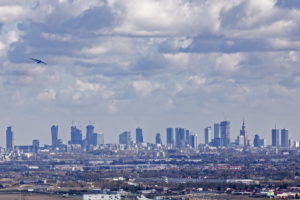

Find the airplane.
[{"left": 30, "top": 58, "right": 47, "bottom": 65}]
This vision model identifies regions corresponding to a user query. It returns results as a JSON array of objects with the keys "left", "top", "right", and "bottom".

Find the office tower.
[
  {"left": 185, "top": 130, "right": 190, "bottom": 146},
  {"left": 220, "top": 121, "right": 230, "bottom": 147},
  {"left": 119, "top": 131, "right": 132, "bottom": 145},
  {"left": 281, "top": 128, "right": 289, "bottom": 147},
  {"left": 6, "top": 127, "right": 14, "bottom": 151},
  {"left": 260, "top": 139, "right": 265, "bottom": 147},
  {"left": 136, "top": 128, "right": 143, "bottom": 144},
  {"left": 51, "top": 125, "right": 58, "bottom": 148},
  {"left": 253, "top": 134, "right": 264, "bottom": 147},
  {"left": 204, "top": 127, "right": 212, "bottom": 145},
  {"left": 32, "top": 139, "right": 40, "bottom": 153},
  {"left": 92, "top": 133, "right": 104, "bottom": 146},
  {"left": 86, "top": 125, "right": 95, "bottom": 146},
  {"left": 214, "top": 123, "right": 220, "bottom": 139},
  {"left": 166, "top": 128, "right": 174, "bottom": 146},
  {"left": 272, "top": 128, "right": 280, "bottom": 147},
  {"left": 175, "top": 128, "right": 185, "bottom": 148},
  {"left": 70, "top": 126, "right": 83, "bottom": 145},
  {"left": 189, "top": 134, "right": 198, "bottom": 149},
  {"left": 156, "top": 133, "right": 162, "bottom": 144},
  {"left": 237, "top": 135, "right": 245, "bottom": 146},
  {"left": 239, "top": 120, "right": 249, "bottom": 146}
]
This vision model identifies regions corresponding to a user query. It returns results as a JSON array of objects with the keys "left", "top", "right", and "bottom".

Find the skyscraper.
[
  {"left": 239, "top": 120, "right": 249, "bottom": 146},
  {"left": 185, "top": 129, "right": 190, "bottom": 146},
  {"left": 6, "top": 127, "right": 14, "bottom": 151},
  {"left": 32, "top": 139, "right": 40, "bottom": 153},
  {"left": 70, "top": 126, "right": 83, "bottom": 145},
  {"left": 214, "top": 123, "right": 220, "bottom": 139},
  {"left": 272, "top": 128, "right": 280, "bottom": 147},
  {"left": 204, "top": 127, "right": 212, "bottom": 145},
  {"left": 136, "top": 128, "right": 143, "bottom": 144},
  {"left": 51, "top": 125, "right": 58, "bottom": 148},
  {"left": 211, "top": 123, "right": 221, "bottom": 147},
  {"left": 175, "top": 128, "right": 185, "bottom": 148},
  {"left": 281, "top": 128, "right": 289, "bottom": 147},
  {"left": 253, "top": 134, "right": 264, "bottom": 148},
  {"left": 166, "top": 128, "right": 174, "bottom": 146},
  {"left": 155, "top": 133, "right": 162, "bottom": 144},
  {"left": 189, "top": 134, "right": 198, "bottom": 149},
  {"left": 220, "top": 121, "right": 230, "bottom": 147},
  {"left": 86, "top": 125, "right": 95, "bottom": 146},
  {"left": 92, "top": 133, "right": 104, "bottom": 146},
  {"left": 119, "top": 131, "right": 132, "bottom": 145}
]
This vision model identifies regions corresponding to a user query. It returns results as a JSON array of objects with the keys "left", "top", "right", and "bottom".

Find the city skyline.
[
  {"left": 1, "top": 0, "right": 300, "bottom": 146},
  {"left": 0, "top": 119, "right": 295, "bottom": 147}
]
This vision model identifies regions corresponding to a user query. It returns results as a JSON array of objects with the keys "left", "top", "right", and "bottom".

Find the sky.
[{"left": 0, "top": 0, "right": 300, "bottom": 146}]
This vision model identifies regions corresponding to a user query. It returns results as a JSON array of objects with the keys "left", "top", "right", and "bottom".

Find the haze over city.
[{"left": 1, "top": 0, "right": 300, "bottom": 146}]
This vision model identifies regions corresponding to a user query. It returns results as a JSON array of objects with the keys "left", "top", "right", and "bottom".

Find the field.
[{"left": 0, "top": 193, "right": 80, "bottom": 200}]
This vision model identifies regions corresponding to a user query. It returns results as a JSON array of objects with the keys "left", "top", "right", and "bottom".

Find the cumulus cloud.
[{"left": 0, "top": 0, "right": 300, "bottom": 144}]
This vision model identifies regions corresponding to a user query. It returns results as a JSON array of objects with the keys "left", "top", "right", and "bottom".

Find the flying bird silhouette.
[{"left": 30, "top": 58, "right": 47, "bottom": 65}]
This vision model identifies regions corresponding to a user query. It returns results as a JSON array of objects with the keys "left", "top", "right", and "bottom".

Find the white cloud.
[
  {"left": 37, "top": 89, "right": 56, "bottom": 101},
  {"left": 0, "top": 5, "right": 27, "bottom": 22},
  {"left": 1, "top": 0, "right": 300, "bottom": 143},
  {"left": 132, "top": 79, "right": 161, "bottom": 96},
  {"left": 215, "top": 53, "right": 243, "bottom": 73}
]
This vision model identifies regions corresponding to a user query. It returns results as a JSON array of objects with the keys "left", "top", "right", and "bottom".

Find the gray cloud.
[{"left": 0, "top": 0, "right": 300, "bottom": 145}]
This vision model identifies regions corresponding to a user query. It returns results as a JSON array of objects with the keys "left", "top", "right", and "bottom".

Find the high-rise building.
[
  {"left": 204, "top": 127, "right": 212, "bottom": 145},
  {"left": 6, "top": 127, "right": 14, "bottom": 151},
  {"left": 220, "top": 121, "right": 230, "bottom": 147},
  {"left": 253, "top": 134, "right": 264, "bottom": 147},
  {"left": 32, "top": 139, "right": 40, "bottom": 153},
  {"left": 136, "top": 128, "right": 143, "bottom": 144},
  {"left": 237, "top": 135, "right": 245, "bottom": 146},
  {"left": 155, "top": 133, "right": 162, "bottom": 144},
  {"left": 51, "top": 125, "right": 58, "bottom": 148},
  {"left": 92, "top": 133, "right": 104, "bottom": 146},
  {"left": 185, "top": 130, "right": 190, "bottom": 146},
  {"left": 119, "top": 131, "right": 132, "bottom": 145},
  {"left": 70, "top": 126, "right": 83, "bottom": 145},
  {"left": 281, "top": 128, "right": 289, "bottom": 147},
  {"left": 239, "top": 120, "right": 249, "bottom": 146},
  {"left": 189, "top": 134, "right": 198, "bottom": 149},
  {"left": 86, "top": 125, "right": 95, "bottom": 146},
  {"left": 166, "top": 128, "right": 174, "bottom": 146},
  {"left": 214, "top": 123, "right": 220, "bottom": 139},
  {"left": 272, "top": 128, "right": 280, "bottom": 147},
  {"left": 175, "top": 128, "right": 185, "bottom": 148}
]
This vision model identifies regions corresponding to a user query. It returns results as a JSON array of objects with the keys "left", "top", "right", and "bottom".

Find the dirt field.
[{"left": 0, "top": 193, "right": 81, "bottom": 200}]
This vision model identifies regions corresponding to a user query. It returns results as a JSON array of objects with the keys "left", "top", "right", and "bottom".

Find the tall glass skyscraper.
[
  {"left": 136, "top": 128, "right": 143, "bottom": 144},
  {"left": 86, "top": 125, "right": 95, "bottom": 146},
  {"left": 220, "top": 121, "right": 230, "bottom": 147},
  {"left": 281, "top": 128, "right": 289, "bottom": 147},
  {"left": 166, "top": 128, "right": 174, "bottom": 146},
  {"left": 6, "top": 126, "right": 14, "bottom": 151},
  {"left": 51, "top": 125, "right": 58, "bottom": 148},
  {"left": 155, "top": 133, "right": 162, "bottom": 144},
  {"left": 214, "top": 123, "right": 220, "bottom": 139},
  {"left": 119, "top": 131, "right": 132, "bottom": 145},
  {"left": 92, "top": 133, "right": 104, "bottom": 146},
  {"left": 272, "top": 128, "right": 280, "bottom": 147},
  {"left": 70, "top": 126, "right": 83, "bottom": 145},
  {"left": 189, "top": 134, "right": 198, "bottom": 149},
  {"left": 204, "top": 127, "right": 212, "bottom": 145},
  {"left": 175, "top": 128, "right": 185, "bottom": 148}
]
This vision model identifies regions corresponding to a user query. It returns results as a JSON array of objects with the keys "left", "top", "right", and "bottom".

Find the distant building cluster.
[{"left": 3, "top": 120, "right": 298, "bottom": 153}]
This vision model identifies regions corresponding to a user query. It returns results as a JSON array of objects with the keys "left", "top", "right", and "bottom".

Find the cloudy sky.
[{"left": 0, "top": 0, "right": 300, "bottom": 145}]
